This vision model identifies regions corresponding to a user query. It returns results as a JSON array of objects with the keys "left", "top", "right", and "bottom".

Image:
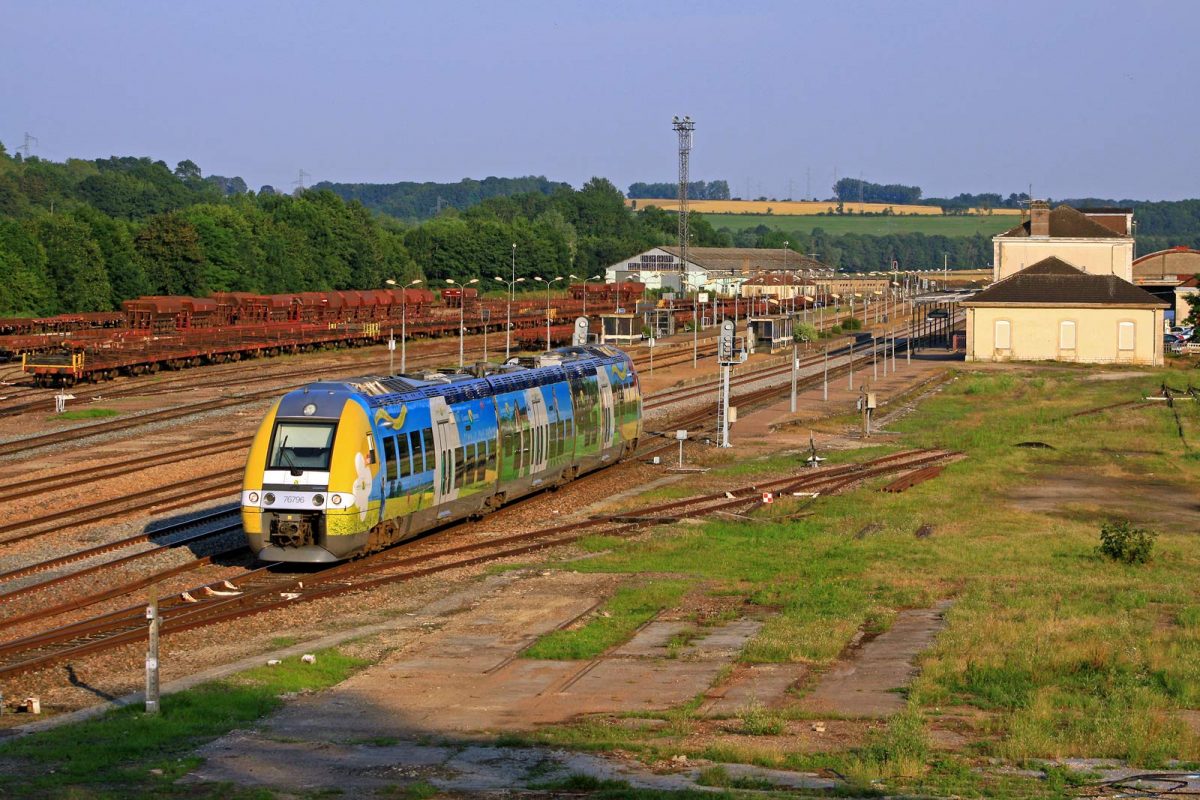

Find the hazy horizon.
[{"left": 3, "top": 0, "right": 1198, "bottom": 202}]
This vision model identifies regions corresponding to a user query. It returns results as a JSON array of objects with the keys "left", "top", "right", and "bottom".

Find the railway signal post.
[
  {"left": 145, "top": 591, "right": 160, "bottom": 714},
  {"left": 717, "top": 319, "right": 735, "bottom": 447}
]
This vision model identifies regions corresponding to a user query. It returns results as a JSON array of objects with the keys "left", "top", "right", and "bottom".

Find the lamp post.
[
  {"left": 445, "top": 277, "right": 479, "bottom": 367},
  {"left": 385, "top": 278, "right": 423, "bottom": 374},
  {"left": 569, "top": 273, "right": 603, "bottom": 316},
  {"left": 533, "top": 275, "right": 563, "bottom": 350},
  {"left": 494, "top": 275, "right": 526, "bottom": 360}
]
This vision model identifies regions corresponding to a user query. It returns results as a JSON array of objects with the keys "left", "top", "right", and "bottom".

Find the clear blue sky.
[{"left": 3, "top": 0, "right": 1197, "bottom": 200}]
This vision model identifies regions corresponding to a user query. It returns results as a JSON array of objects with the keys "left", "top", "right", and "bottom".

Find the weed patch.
[
  {"left": 52, "top": 407, "right": 120, "bottom": 420},
  {"left": 523, "top": 580, "right": 688, "bottom": 660}
]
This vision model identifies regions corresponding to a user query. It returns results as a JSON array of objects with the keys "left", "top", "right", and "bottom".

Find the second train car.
[{"left": 241, "top": 345, "right": 641, "bottom": 562}]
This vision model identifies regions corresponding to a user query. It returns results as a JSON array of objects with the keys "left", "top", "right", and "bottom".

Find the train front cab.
[{"left": 242, "top": 392, "right": 378, "bottom": 563}]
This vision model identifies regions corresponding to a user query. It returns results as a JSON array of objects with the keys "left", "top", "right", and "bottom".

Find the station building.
[
  {"left": 1132, "top": 246, "right": 1200, "bottom": 324},
  {"left": 604, "top": 246, "right": 828, "bottom": 297},
  {"left": 992, "top": 202, "right": 1134, "bottom": 282},
  {"left": 961, "top": 256, "right": 1168, "bottom": 366}
]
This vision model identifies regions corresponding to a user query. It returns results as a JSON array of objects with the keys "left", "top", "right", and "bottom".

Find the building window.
[
  {"left": 1059, "top": 320, "right": 1076, "bottom": 350},
  {"left": 1118, "top": 321, "right": 1135, "bottom": 351},
  {"left": 994, "top": 319, "right": 1011, "bottom": 350}
]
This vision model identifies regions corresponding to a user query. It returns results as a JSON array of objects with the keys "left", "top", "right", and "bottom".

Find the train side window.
[
  {"left": 366, "top": 434, "right": 377, "bottom": 465},
  {"left": 409, "top": 431, "right": 423, "bottom": 472},
  {"left": 422, "top": 428, "right": 435, "bottom": 469},
  {"left": 383, "top": 436, "right": 399, "bottom": 482},
  {"left": 474, "top": 442, "right": 484, "bottom": 483},
  {"left": 397, "top": 434, "right": 411, "bottom": 478},
  {"left": 455, "top": 445, "right": 466, "bottom": 487}
]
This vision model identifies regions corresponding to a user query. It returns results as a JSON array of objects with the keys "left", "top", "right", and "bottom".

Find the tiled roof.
[
  {"left": 996, "top": 205, "right": 1130, "bottom": 239},
  {"left": 961, "top": 257, "right": 1168, "bottom": 307},
  {"left": 661, "top": 247, "right": 829, "bottom": 272}
]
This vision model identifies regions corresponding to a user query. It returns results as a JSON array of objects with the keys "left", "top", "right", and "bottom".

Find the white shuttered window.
[
  {"left": 1059, "top": 320, "right": 1077, "bottom": 350},
  {"left": 994, "top": 319, "right": 1012, "bottom": 350},
  {"left": 1118, "top": 321, "right": 1135, "bottom": 351}
]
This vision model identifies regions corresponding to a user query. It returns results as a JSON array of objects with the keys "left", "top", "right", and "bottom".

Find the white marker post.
[
  {"left": 823, "top": 348, "right": 828, "bottom": 402},
  {"left": 790, "top": 344, "right": 798, "bottom": 414},
  {"left": 676, "top": 429, "right": 687, "bottom": 468}
]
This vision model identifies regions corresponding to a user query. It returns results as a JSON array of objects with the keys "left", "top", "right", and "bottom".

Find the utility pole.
[
  {"left": 18, "top": 132, "right": 38, "bottom": 159},
  {"left": 673, "top": 115, "right": 696, "bottom": 368},
  {"left": 293, "top": 169, "right": 311, "bottom": 192}
]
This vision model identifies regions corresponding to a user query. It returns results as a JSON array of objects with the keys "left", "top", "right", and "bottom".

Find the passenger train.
[{"left": 241, "top": 345, "right": 642, "bottom": 563}]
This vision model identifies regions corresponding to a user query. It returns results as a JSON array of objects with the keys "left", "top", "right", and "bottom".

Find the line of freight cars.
[{"left": 9, "top": 282, "right": 655, "bottom": 386}]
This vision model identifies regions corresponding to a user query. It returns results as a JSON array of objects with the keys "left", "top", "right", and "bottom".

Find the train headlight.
[
  {"left": 303, "top": 403, "right": 317, "bottom": 416},
  {"left": 247, "top": 491, "right": 260, "bottom": 504},
  {"left": 331, "top": 494, "right": 342, "bottom": 506},
  {"left": 312, "top": 494, "right": 325, "bottom": 507},
  {"left": 263, "top": 492, "right": 276, "bottom": 505}
]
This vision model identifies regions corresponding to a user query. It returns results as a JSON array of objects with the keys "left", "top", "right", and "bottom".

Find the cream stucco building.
[
  {"left": 962, "top": 257, "right": 1167, "bottom": 366},
  {"left": 993, "top": 202, "right": 1134, "bottom": 283}
]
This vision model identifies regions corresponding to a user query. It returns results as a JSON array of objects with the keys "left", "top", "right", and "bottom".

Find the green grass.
[
  {"left": 51, "top": 407, "right": 120, "bottom": 420},
  {"left": 0, "top": 648, "right": 367, "bottom": 799},
  {"left": 525, "top": 366, "right": 1200, "bottom": 793},
  {"left": 702, "top": 212, "right": 1017, "bottom": 238},
  {"left": 523, "top": 581, "right": 689, "bottom": 660}
]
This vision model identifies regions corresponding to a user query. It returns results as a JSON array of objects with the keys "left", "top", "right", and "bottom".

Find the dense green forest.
[
  {"left": 315, "top": 176, "right": 570, "bottom": 221},
  {"left": 2, "top": 142, "right": 1198, "bottom": 316},
  {"left": 0, "top": 145, "right": 722, "bottom": 315}
]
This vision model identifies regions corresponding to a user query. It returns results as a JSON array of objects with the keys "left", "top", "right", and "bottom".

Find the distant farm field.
[{"left": 702, "top": 213, "right": 1018, "bottom": 238}]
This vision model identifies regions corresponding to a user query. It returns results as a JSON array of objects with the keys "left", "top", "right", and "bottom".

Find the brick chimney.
[{"left": 1030, "top": 200, "right": 1050, "bottom": 237}]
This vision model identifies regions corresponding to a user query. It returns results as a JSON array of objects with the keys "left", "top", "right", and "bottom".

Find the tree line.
[
  {"left": 626, "top": 180, "right": 731, "bottom": 200},
  {"left": 315, "top": 176, "right": 571, "bottom": 222},
  {"left": 0, "top": 147, "right": 421, "bottom": 315},
  {"left": 3, "top": 141, "right": 1199, "bottom": 317}
]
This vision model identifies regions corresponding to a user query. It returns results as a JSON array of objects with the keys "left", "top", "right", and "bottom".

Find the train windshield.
[{"left": 269, "top": 422, "right": 336, "bottom": 471}]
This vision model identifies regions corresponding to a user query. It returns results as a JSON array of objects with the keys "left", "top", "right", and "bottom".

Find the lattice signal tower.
[{"left": 672, "top": 116, "right": 694, "bottom": 278}]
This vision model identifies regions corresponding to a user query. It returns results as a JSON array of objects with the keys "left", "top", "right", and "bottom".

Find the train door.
[
  {"left": 525, "top": 387, "right": 549, "bottom": 478},
  {"left": 595, "top": 367, "right": 616, "bottom": 452},
  {"left": 430, "top": 397, "right": 461, "bottom": 515}
]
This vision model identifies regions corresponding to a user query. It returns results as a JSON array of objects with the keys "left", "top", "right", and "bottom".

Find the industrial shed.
[{"left": 961, "top": 257, "right": 1168, "bottom": 366}]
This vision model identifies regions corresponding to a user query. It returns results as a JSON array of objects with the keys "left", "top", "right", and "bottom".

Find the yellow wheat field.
[{"left": 625, "top": 198, "right": 1022, "bottom": 217}]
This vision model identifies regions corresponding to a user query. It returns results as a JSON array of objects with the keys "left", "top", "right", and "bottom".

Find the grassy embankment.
[
  {"left": 702, "top": 212, "right": 1018, "bottom": 238},
  {"left": 0, "top": 650, "right": 367, "bottom": 799},
  {"left": 513, "top": 367, "right": 1200, "bottom": 797}
]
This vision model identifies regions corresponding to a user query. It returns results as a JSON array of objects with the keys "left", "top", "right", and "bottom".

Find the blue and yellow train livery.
[{"left": 241, "top": 345, "right": 641, "bottom": 563}]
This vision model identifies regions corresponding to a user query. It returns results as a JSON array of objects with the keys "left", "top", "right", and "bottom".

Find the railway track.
[
  {"left": 0, "top": 338, "right": 475, "bottom": 418},
  {"left": 0, "top": 330, "right": 950, "bottom": 680},
  {"left": 0, "top": 448, "right": 955, "bottom": 678},
  {"left": 0, "top": 327, "right": 920, "bottom": 559}
]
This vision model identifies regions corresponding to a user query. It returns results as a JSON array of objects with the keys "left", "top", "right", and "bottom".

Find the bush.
[
  {"left": 829, "top": 324, "right": 843, "bottom": 335},
  {"left": 794, "top": 322, "right": 819, "bottom": 343},
  {"left": 842, "top": 316, "right": 863, "bottom": 331},
  {"left": 1098, "top": 519, "right": 1157, "bottom": 564}
]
